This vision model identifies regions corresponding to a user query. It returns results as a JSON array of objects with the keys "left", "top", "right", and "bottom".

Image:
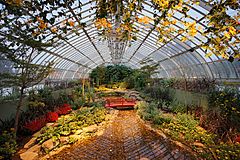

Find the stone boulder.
[
  {"left": 59, "top": 136, "right": 69, "bottom": 145},
  {"left": 46, "top": 123, "right": 54, "bottom": 127},
  {"left": 32, "top": 131, "right": 41, "bottom": 138},
  {"left": 193, "top": 142, "right": 205, "bottom": 148},
  {"left": 127, "top": 91, "right": 143, "bottom": 101},
  {"left": 69, "top": 135, "right": 81, "bottom": 141},
  {"left": 20, "top": 151, "right": 38, "bottom": 160},
  {"left": 24, "top": 138, "right": 36, "bottom": 149},
  {"left": 83, "top": 124, "right": 98, "bottom": 133},
  {"left": 41, "top": 139, "right": 59, "bottom": 152},
  {"left": 27, "top": 144, "right": 41, "bottom": 153}
]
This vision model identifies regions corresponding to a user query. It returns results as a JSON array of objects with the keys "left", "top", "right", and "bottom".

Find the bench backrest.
[{"left": 105, "top": 97, "right": 136, "bottom": 104}]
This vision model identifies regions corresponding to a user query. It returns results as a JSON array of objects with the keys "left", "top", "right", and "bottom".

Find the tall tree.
[
  {"left": 0, "top": 45, "right": 53, "bottom": 134},
  {"left": 139, "top": 58, "right": 160, "bottom": 79},
  {"left": 0, "top": 1, "right": 58, "bottom": 134}
]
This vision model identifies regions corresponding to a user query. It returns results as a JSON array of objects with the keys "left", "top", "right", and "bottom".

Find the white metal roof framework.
[{"left": 28, "top": 0, "right": 240, "bottom": 81}]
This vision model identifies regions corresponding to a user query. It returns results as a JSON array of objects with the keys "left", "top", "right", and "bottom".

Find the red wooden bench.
[{"left": 105, "top": 97, "right": 136, "bottom": 108}]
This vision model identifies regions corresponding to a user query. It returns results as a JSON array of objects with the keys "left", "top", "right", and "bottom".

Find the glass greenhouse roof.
[{"left": 1, "top": 0, "right": 239, "bottom": 81}]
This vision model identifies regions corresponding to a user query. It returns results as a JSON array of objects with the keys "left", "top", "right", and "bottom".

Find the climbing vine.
[{"left": 1, "top": 0, "right": 239, "bottom": 61}]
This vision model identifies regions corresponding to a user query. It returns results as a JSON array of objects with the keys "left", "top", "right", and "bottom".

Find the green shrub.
[
  {"left": 207, "top": 88, "right": 240, "bottom": 137},
  {"left": 175, "top": 113, "right": 199, "bottom": 130},
  {"left": 0, "top": 92, "right": 20, "bottom": 103},
  {"left": 58, "top": 90, "right": 73, "bottom": 104},
  {"left": 214, "top": 143, "right": 240, "bottom": 160},
  {"left": 136, "top": 101, "right": 160, "bottom": 120},
  {"left": 153, "top": 115, "right": 172, "bottom": 125},
  {"left": 0, "top": 130, "right": 17, "bottom": 159},
  {"left": 143, "top": 86, "right": 175, "bottom": 107},
  {"left": 161, "top": 113, "right": 215, "bottom": 146},
  {"left": 37, "top": 87, "right": 54, "bottom": 107},
  {"left": 170, "top": 102, "right": 187, "bottom": 113}
]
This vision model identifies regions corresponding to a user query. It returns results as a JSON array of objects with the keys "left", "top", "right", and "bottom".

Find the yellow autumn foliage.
[
  {"left": 137, "top": 16, "right": 152, "bottom": 24},
  {"left": 205, "top": 52, "right": 212, "bottom": 58},
  {"left": 39, "top": 22, "right": 47, "bottom": 30},
  {"left": 68, "top": 20, "right": 75, "bottom": 27},
  {"left": 6, "top": 0, "right": 22, "bottom": 6},
  {"left": 228, "top": 26, "right": 236, "bottom": 35},
  {"left": 50, "top": 27, "right": 58, "bottom": 33},
  {"left": 224, "top": 32, "right": 231, "bottom": 39},
  {"left": 152, "top": 0, "right": 169, "bottom": 8},
  {"left": 95, "top": 18, "right": 112, "bottom": 30}
]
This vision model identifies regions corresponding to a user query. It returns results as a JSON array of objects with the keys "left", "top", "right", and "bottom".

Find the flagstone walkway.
[{"left": 49, "top": 110, "right": 192, "bottom": 160}]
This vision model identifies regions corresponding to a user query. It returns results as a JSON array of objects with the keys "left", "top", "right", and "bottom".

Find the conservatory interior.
[{"left": 0, "top": 0, "right": 239, "bottom": 160}]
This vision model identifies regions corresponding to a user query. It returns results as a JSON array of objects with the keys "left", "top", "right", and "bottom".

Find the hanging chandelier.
[
  {"left": 94, "top": 0, "right": 152, "bottom": 64},
  {"left": 106, "top": 4, "right": 127, "bottom": 64},
  {"left": 107, "top": 30, "right": 127, "bottom": 64}
]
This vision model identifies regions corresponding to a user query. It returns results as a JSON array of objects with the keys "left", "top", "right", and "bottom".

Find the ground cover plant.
[
  {"left": 0, "top": 81, "right": 98, "bottom": 159},
  {"left": 135, "top": 101, "right": 240, "bottom": 160},
  {"left": 9, "top": 102, "right": 110, "bottom": 159},
  {"left": 37, "top": 106, "right": 107, "bottom": 147}
]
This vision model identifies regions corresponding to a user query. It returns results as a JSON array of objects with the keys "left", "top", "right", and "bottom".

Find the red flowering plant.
[
  {"left": 56, "top": 104, "right": 72, "bottom": 115},
  {"left": 24, "top": 116, "right": 46, "bottom": 132},
  {"left": 235, "top": 135, "right": 240, "bottom": 143},
  {"left": 46, "top": 112, "right": 58, "bottom": 122}
]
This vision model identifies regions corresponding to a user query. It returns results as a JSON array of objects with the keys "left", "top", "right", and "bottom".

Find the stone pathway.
[{"left": 49, "top": 110, "right": 192, "bottom": 160}]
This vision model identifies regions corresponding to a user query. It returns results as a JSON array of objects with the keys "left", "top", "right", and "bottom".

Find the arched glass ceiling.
[{"left": 29, "top": 0, "right": 239, "bottom": 80}]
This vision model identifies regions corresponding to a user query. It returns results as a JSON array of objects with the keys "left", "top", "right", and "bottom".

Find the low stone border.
[{"left": 18, "top": 109, "right": 119, "bottom": 160}]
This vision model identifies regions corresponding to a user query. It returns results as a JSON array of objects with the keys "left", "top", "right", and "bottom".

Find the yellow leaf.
[
  {"left": 181, "top": 37, "right": 187, "bottom": 42},
  {"left": 107, "top": 23, "right": 112, "bottom": 28},
  {"left": 172, "top": 19, "right": 177, "bottom": 25},
  {"left": 51, "top": 27, "right": 57, "bottom": 33},
  {"left": 188, "top": 28, "right": 197, "bottom": 36},
  {"left": 68, "top": 20, "right": 75, "bottom": 27},
  {"left": 138, "top": 16, "right": 151, "bottom": 24},
  {"left": 129, "top": 3, "right": 135, "bottom": 11},
  {"left": 229, "top": 26, "right": 236, "bottom": 35},
  {"left": 6, "top": 0, "right": 22, "bottom": 6},
  {"left": 116, "top": 28, "right": 121, "bottom": 33},
  {"left": 178, "top": 30, "right": 184, "bottom": 34},
  {"left": 167, "top": 13, "right": 173, "bottom": 17},
  {"left": 163, "top": 21, "right": 170, "bottom": 26},
  {"left": 202, "top": 46, "right": 208, "bottom": 49},
  {"left": 221, "top": 53, "right": 228, "bottom": 59},
  {"left": 205, "top": 53, "right": 212, "bottom": 58},
  {"left": 215, "top": 37, "right": 221, "bottom": 43},
  {"left": 156, "top": 27, "right": 162, "bottom": 32},
  {"left": 158, "top": 38, "right": 164, "bottom": 43},
  {"left": 224, "top": 32, "right": 231, "bottom": 39},
  {"left": 234, "top": 54, "right": 240, "bottom": 59},
  {"left": 39, "top": 22, "right": 47, "bottom": 30}
]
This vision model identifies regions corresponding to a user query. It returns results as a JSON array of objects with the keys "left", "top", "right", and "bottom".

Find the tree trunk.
[
  {"left": 82, "top": 79, "right": 85, "bottom": 102},
  {"left": 184, "top": 78, "right": 187, "bottom": 113},
  {"left": 14, "top": 87, "right": 24, "bottom": 136}
]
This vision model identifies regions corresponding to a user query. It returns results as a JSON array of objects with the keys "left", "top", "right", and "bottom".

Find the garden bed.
[
  {"left": 135, "top": 101, "right": 240, "bottom": 160},
  {"left": 17, "top": 106, "right": 116, "bottom": 160}
]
